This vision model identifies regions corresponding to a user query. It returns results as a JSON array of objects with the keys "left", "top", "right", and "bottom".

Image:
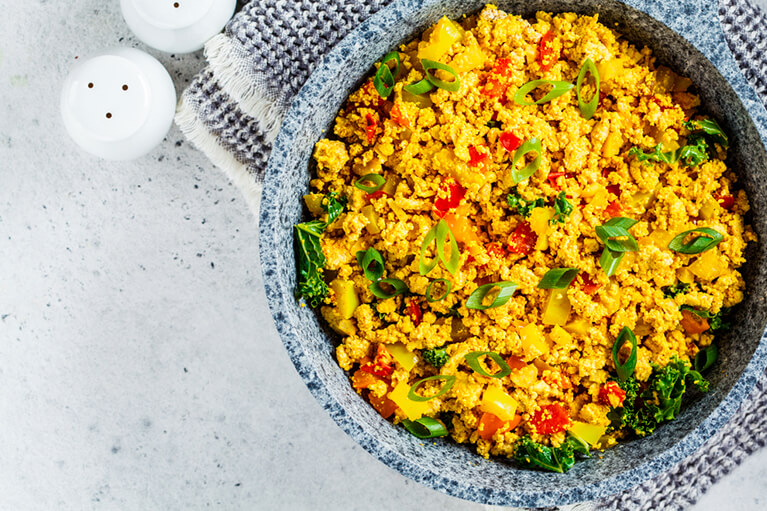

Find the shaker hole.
[
  {"left": 122, "top": 84, "right": 129, "bottom": 91},
  {"left": 88, "top": 83, "right": 94, "bottom": 88},
  {"left": 106, "top": 113, "right": 113, "bottom": 119},
  {"left": 174, "top": 2, "right": 180, "bottom": 7}
]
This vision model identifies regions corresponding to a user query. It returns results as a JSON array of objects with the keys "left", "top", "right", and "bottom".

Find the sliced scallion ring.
[
  {"left": 595, "top": 225, "right": 639, "bottom": 253},
  {"left": 612, "top": 326, "right": 637, "bottom": 382},
  {"left": 436, "top": 219, "right": 460, "bottom": 275},
  {"left": 513, "top": 80, "right": 574, "bottom": 106},
  {"left": 464, "top": 351, "right": 512, "bottom": 378},
  {"left": 354, "top": 173, "right": 386, "bottom": 193},
  {"left": 419, "top": 224, "right": 439, "bottom": 275},
  {"left": 407, "top": 375, "right": 456, "bottom": 402},
  {"left": 373, "top": 51, "right": 401, "bottom": 98},
  {"left": 403, "top": 78, "right": 435, "bottom": 95},
  {"left": 369, "top": 278, "right": 409, "bottom": 299},
  {"left": 694, "top": 344, "right": 718, "bottom": 372},
  {"left": 426, "top": 278, "right": 452, "bottom": 302},
  {"left": 538, "top": 268, "right": 580, "bottom": 289},
  {"left": 668, "top": 228, "right": 724, "bottom": 254},
  {"left": 599, "top": 247, "right": 624, "bottom": 277},
  {"left": 402, "top": 417, "right": 449, "bottom": 439},
  {"left": 466, "top": 281, "right": 518, "bottom": 310},
  {"left": 511, "top": 137, "right": 542, "bottom": 184},
  {"left": 576, "top": 58, "right": 600, "bottom": 120},
  {"left": 422, "top": 59, "right": 461, "bottom": 92},
  {"left": 604, "top": 216, "right": 638, "bottom": 230},
  {"left": 356, "top": 248, "right": 385, "bottom": 282}
]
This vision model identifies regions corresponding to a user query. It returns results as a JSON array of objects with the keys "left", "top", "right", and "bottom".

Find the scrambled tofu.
[{"left": 302, "top": 6, "right": 752, "bottom": 460}]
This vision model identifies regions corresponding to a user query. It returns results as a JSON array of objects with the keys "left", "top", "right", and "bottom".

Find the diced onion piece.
[{"left": 689, "top": 250, "right": 728, "bottom": 280}]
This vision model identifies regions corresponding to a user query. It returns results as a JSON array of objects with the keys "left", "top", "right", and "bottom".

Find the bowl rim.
[{"left": 259, "top": 0, "right": 767, "bottom": 506}]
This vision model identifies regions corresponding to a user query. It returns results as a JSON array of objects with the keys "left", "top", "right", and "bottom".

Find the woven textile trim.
[{"left": 174, "top": 0, "right": 767, "bottom": 508}]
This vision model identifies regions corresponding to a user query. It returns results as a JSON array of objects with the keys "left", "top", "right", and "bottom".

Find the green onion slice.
[
  {"left": 599, "top": 247, "right": 624, "bottom": 277},
  {"left": 513, "top": 80, "right": 574, "bottom": 106},
  {"left": 595, "top": 226, "right": 639, "bottom": 253},
  {"left": 356, "top": 248, "right": 385, "bottom": 282},
  {"left": 403, "top": 78, "right": 435, "bottom": 95},
  {"left": 538, "top": 268, "right": 580, "bottom": 289},
  {"left": 612, "top": 326, "right": 638, "bottom": 382},
  {"left": 373, "top": 51, "right": 401, "bottom": 98},
  {"left": 436, "top": 219, "right": 460, "bottom": 275},
  {"left": 421, "top": 59, "right": 461, "bottom": 92},
  {"left": 407, "top": 375, "right": 456, "bottom": 402},
  {"left": 354, "top": 173, "right": 386, "bottom": 193},
  {"left": 402, "top": 417, "right": 449, "bottom": 439},
  {"left": 694, "top": 344, "right": 718, "bottom": 372},
  {"left": 511, "top": 137, "right": 542, "bottom": 184},
  {"left": 604, "top": 216, "right": 638, "bottom": 230},
  {"left": 466, "top": 281, "right": 518, "bottom": 310},
  {"left": 668, "top": 228, "right": 724, "bottom": 254},
  {"left": 464, "top": 351, "right": 512, "bottom": 378},
  {"left": 426, "top": 278, "right": 452, "bottom": 302},
  {"left": 419, "top": 224, "right": 439, "bottom": 275},
  {"left": 369, "top": 278, "right": 409, "bottom": 299},
  {"left": 576, "top": 58, "right": 600, "bottom": 120}
]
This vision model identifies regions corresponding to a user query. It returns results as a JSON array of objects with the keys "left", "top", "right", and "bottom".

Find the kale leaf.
[
  {"left": 662, "top": 282, "right": 691, "bottom": 299},
  {"left": 550, "top": 191, "right": 573, "bottom": 225},
  {"left": 507, "top": 190, "right": 545, "bottom": 217},
  {"left": 514, "top": 435, "right": 590, "bottom": 473},
  {"left": 323, "top": 192, "right": 348, "bottom": 225}
]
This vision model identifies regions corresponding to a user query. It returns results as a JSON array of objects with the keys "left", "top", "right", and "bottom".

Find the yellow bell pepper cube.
[
  {"left": 418, "top": 17, "right": 463, "bottom": 61},
  {"left": 529, "top": 207, "right": 554, "bottom": 250},
  {"left": 330, "top": 279, "right": 359, "bottom": 320},
  {"left": 570, "top": 421, "right": 607, "bottom": 447},
  {"left": 542, "top": 289, "right": 571, "bottom": 326},
  {"left": 389, "top": 381, "right": 429, "bottom": 420},
  {"left": 519, "top": 323, "right": 549, "bottom": 359},
  {"left": 385, "top": 342, "right": 418, "bottom": 371},
  {"left": 479, "top": 386, "right": 518, "bottom": 421}
]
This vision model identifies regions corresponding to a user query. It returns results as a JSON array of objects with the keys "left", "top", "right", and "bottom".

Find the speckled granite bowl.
[{"left": 260, "top": 0, "right": 767, "bottom": 506}]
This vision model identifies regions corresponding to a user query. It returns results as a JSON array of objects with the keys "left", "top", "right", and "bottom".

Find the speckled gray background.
[{"left": 2, "top": 0, "right": 767, "bottom": 510}]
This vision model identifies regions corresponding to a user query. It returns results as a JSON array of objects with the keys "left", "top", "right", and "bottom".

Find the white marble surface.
[{"left": 1, "top": 1, "right": 766, "bottom": 510}]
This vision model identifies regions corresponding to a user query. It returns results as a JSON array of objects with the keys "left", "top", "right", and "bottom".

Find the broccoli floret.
[{"left": 422, "top": 348, "right": 449, "bottom": 368}]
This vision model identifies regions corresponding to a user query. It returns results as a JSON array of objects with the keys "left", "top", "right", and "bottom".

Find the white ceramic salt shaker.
[
  {"left": 120, "top": 0, "right": 237, "bottom": 54},
  {"left": 60, "top": 48, "right": 177, "bottom": 161}
]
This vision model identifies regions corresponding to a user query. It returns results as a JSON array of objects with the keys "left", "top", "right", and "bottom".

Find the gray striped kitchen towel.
[{"left": 174, "top": 0, "right": 767, "bottom": 509}]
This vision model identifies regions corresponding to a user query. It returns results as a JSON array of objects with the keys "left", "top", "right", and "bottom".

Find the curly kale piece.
[
  {"left": 662, "top": 282, "right": 691, "bottom": 299},
  {"left": 630, "top": 118, "right": 728, "bottom": 169},
  {"left": 507, "top": 190, "right": 545, "bottom": 217},
  {"left": 422, "top": 348, "right": 450, "bottom": 368},
  {"left": 683, "top": 118, "right": 729, "bottom": 148},
  {"left": 609, "top": 358, "right": 709, "bottom": 437},
  {"left": 550, "top": 191, "right": 573, "bottom": 225},
  {"left": 295, "top": 220, "right": 330, "bottom": 307},
  {"left": 295, "top": 193, "right": 347, "bottom": 306},
  {"left": 323, "top": 192, "right": 348, "bottom": 225},
  {"left": 513, "top": 436, "right": 590, "bottom": 473}
]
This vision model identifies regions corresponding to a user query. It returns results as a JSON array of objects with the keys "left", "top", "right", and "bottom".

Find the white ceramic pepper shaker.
[
  {"left": 120, "top": 0, "right": 237, "bottom": 54},
  {"left": 60, "top": 48, "right": 177, "bottom": 161}
]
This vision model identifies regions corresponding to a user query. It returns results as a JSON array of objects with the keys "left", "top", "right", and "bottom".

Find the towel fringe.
[
  {"left": 175, "top": 95, "right": 262, "bottom": 215},
  {"left": 204, "top": 34, "right": 286, "bottom": 143}
]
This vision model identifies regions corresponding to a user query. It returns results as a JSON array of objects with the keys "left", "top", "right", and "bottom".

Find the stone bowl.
[{"left": 259, "top": 0, "right": 767, "bottom": 506}]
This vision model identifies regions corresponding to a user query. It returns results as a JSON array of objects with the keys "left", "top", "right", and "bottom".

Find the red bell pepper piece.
[
  {"left": 547, "top": 171, "right": 574, "bottom": 190},
  {"left": 483, "top": 58, "right": 513, "bottom": 98},
  {"left": 390, "top": 104, "right": 409, "bottom": 127},
  {"left": 599, "top": 381, "right": 627, "bottom": 408},
  {"left": 486, "top": 242, "right": 506, "bottom": 258},
  {"left": 601, "top": 167, "right": 617, "bottom": 178},
  {"left": 681, "top": 309, "right": 710, "bottom": 335},
  {"left": 604, "top": 201, "right": 623, "bottom": 218},
  {"left": 367, "top": 190, "right": 390, "bottom": 201},
  {"left": 715, "top": 194, "right": 735, "bottom": 211},
  {"left": 365, "top": 113, "right": 377, "bottom": 143},
  {"left": 529, "top": 403, "right": 571, "bottom": 435},
  {"left": 468, "top": 146, "right": 489, "bottom": 167},
  {"left": 477, "top": 412, "right": 521, "bottom": 441},
  {"left": 508, "top": 221, "right": 537, "bottom": 255},
  {"left": 408, "top": 299, "right": 422, "bottom": 327},
  {"left": 500, "top": 131, "right": 523, "bottom": 152},
  {"left": 368, "top": 391, "right": 398, "bottom": 419},
  {"left": 537, "top": 31, "right": 557, "bottom": 71},
  {"left": 434, "top": 179, "right": 466, "bottom": 217},
  {"left": 506, "top": 355, "right": 528, "bottom": 371},
  {"left": 606, "top": 184, "right": 621, "bottom": 197},
  {"left": 578, "top": 273, "right": 600, "bottom": 295},
  {"left": 360, "top": 344, "right": 393, "bottom": 378}
]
